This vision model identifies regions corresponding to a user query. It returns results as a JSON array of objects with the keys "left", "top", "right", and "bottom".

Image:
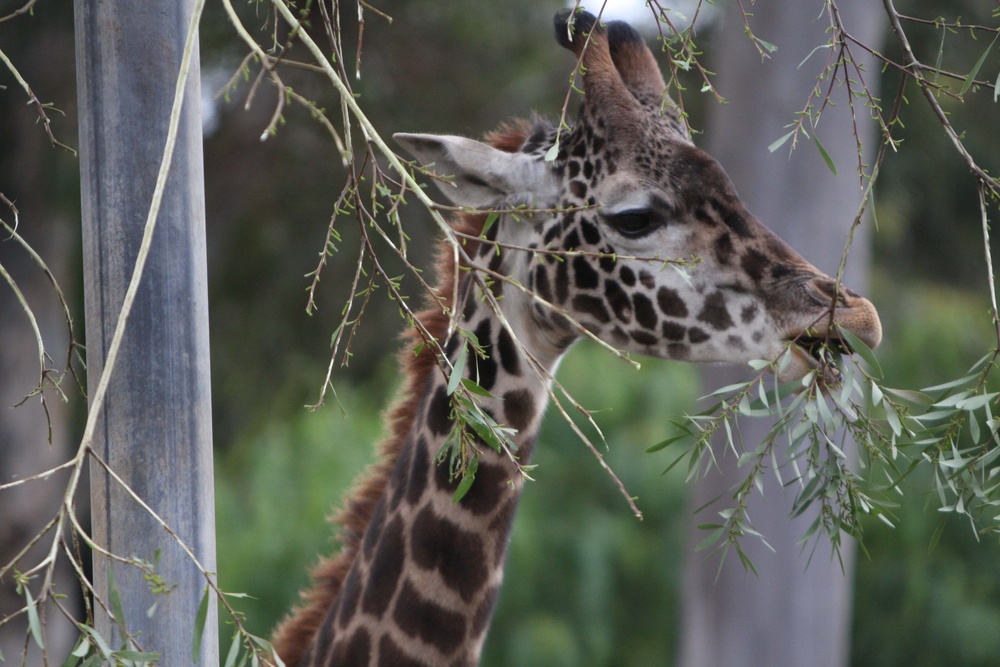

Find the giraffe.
[{"left": 271, "top": 9, "right": 882, "bottom": 667}]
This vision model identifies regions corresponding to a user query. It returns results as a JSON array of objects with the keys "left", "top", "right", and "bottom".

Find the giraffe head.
[{"left": 395, "top": 9, "right": 881, "bottom": 381}]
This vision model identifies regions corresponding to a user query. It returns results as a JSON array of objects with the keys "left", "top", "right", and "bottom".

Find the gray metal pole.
[{"left": 74, "top": 1, "right": 218, "bottom": 663}]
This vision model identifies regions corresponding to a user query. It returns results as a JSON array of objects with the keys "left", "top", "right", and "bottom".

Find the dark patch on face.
[
  {"left": 582, "top": 160, "right": 594, "bottom": 180},
  {"left": 411, "top": 506, "right": 488, "bottom": 603},
  {"left": 503, "top": 388, "right": 536, "bottom": 432},
  {"left": 555, "top": 259, "right": 570, "bottom": 303},
  {"left": 599, "top": 246, "right": 617, "bottom": 273},
  {"left": 497, "top": 325, "right": 521, "bottom": 376},
  {"left": 619, "top": 266, "right": 636, "bottom": 287},
  {"left": 697, "top": 290, "right": 734, "bottom": 331},
  {"left": 632, "top": 293, "right": 658, "bottom": 330},
  {"left": 572, "top": 294, "right": 612, "bottom": 323},
  {"left": 662, "top": 321, "right": 686, "bottom": 341},
  {"left": 543, "top": 224, "right": 561, "bottom": 245},
  {"left": 713, "top": 197, "right": 753, "bottom": 238},
  {"left": 563, "top": 229, "right": 581, "bottom": 250},
  {"left": 394, "top": 578, "right": 467, "bottom": 655},
  {"left": 569, "top": 180, "right": 588, "bottom": 200},
  {"left": 740, "top": 248, "right": 771, "bottom": 283},
  {"left": 657, "top": 287, "right": 688, "bottom": 318},
  {"left": 379, "top": 634, "right": 433, "bottom": 667},
  {"left": 362, "top": 497, "right": 387, "bottom": 560},
  {"left": 487, "top": 249, "right": 503, "bottom": 276},
  {"left": 638, "top": 270, "right": 656, "bottom": 289},
  {"left": 605, "top": 280, "right": 632, "bottom": 322},
  {"left": 727, "top": 334, "right": 746, "bottom": 351},
  {"left": 572, "top": 256, "right": 600, "bottom": 290},
  {"left": 714, "top": 232, "right": 735, "bottom": 265},
  {"left": 407, "top": 436, "right": 430, "bottom": 505},
  {"left": 471, "top": 319, "right": 497, "bottom": 392},
  {"left": 427, "top": 385, "right": 453, "bottom": 436},
  {"left": 567, "top": 161, "right": 581, "bottom": 179},
  {"left": 741, "top": 303, "right": 759, "bottom": 324},
  {"left": 581, "top": 220, "right": 601, "bottom": 245},
  {"left": 687, "top": 327, "right": 710, "bottom": 344},
  {"left": 752, "top": 330, "right": 764, "bottom": 343},
  {"left": 330, "top": 627, "right": 371, "bottom": 666},
  {"left": 770, "top": 264, "right": 794, "bottom": 281},
  {"left": 667, "top": 342, "right": 690, "bottom": 359},
  {"left": 611, "top": 326, "right": 629, "bottom": 343},
  {"left": 360, "top": 516, "right": 405, "bottom": 617},
  {"left": 472, "top": 586, "right": 501, "bottom": 638},
  {"left": 630, "top": 329, "right": 659, "bottom": 346},
  {"left": 533, "top": 265, "right": 553, "bottom": 302}
]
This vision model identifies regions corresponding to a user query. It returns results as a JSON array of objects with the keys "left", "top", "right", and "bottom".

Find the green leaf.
[
  {"left": 71, "top": 636, "right": 91, "bottom": 658},
  {"left": 767, "top": 130, "right": 795, "bottom": 153},
  {"left": 754, "top": 36, "right": 778, "bottom": 53},
  {"left": 192, "top": 585, "right": 210, "bottom": 662},
  {"left": 837, "top": 326, "right": 882, "bottom": 378},
  {"left": 544, "top": 141, "right": 560, "bottom": 162},
  {"left": 224, "top": 632, "right": 242, "bottom": 667},
  {"left": 107, "top": 563, "right": 128, "bottom": 641},
  {"left": 460, "top": 377, "right": 493, "bottom": 398},
  {"left": 24, "top": 585, "right": 44, "bottom": 650},
  {"left": 960, "top": 33, "right": 998, "bottom": 96},
  {"left": 452, "top": 455, "right": 479, "bottom": 503},
  {"left": 812, "top": 134, "right": 838, "bottom": 176},
  {"left": 447, "top": 344, "right": 467, "bottom": 396},
  {"left": 111, "top": 650, "right": 161, "bottom": 661},
  {"left": 645, "top": 433, "right": 691, "bottom": 453}
]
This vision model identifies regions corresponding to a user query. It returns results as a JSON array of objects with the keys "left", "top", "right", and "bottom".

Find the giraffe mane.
[{"left": 270, "top": 121, "right": 533, "bottom": 666}]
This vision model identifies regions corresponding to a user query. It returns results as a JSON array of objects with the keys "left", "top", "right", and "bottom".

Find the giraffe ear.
[{"left": 394, "top": 133, "right": 555, "bottom": 209}]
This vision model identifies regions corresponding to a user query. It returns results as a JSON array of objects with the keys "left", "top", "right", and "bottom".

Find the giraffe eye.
[{"left": 606, "top": 209, "right": 656, "bottom": 238}]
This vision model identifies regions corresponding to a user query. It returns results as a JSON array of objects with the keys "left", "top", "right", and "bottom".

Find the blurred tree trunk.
[{"left": 680, "top": 2, "right": 882, "bottom": 666}]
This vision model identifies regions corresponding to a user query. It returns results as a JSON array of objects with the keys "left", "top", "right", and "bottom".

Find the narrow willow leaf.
[
  {"left": 460, "top": 377, "right": 493, "bottom": 398},
  {"left": 112, "top": 650, "right": 161, "bottom": 661},
  {"left": 192, "top": 585, "right": 210, "bottom": 662},
  {"left": 452, "top": 455, "right": 479, "bottom": 503},
  {"left": 812, "top": 134, "right": 838, "bottom": 176},
  {"left": 71, "top": 637, "right": 92, "bottom": 658},
  {"left": 837, "top": 326, "right": 882, "bottom": 378},
  {"left": 224, "top": 632, "right": 241, "bottom": 667},
  {"left": 24, "top": 586, "right": 44, "bottom": 650},
  {"left": 645, "top": 433, "right": 690, "bottom": 453},
  {"left": 695, "top": 526, "right": 726, "bottom": 552},
  {"left": 960, "top": 34, "right": 998, "bottom": 96},
  {"left": 81, "top": 625, "right": 114, "bottom": 659},
  {"left": 107, "top": 564, "right": 128, "bottom": 641},
  {"left": 923, "top": 373, "right": 979, "bottom": 394},
  {"left": 446, "top": 344, "right": 467, "bottom": 396},
  {"left": 754, "top": 36, "right": 778, "bottom": 53},
  {"left": 544, "top": 141, "right": 560, "bottom": 162},
  {"left": 767, "top": 130, "right": 795, "bottom": 153}
]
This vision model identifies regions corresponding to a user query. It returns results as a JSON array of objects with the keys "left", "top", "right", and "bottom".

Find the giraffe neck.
[{"left": 296, "top": 215, "right": 568, "bottom": 667}]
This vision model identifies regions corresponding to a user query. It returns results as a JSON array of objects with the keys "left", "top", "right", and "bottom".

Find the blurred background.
[{"left": 2, "top": 0, "right": 999, "bottom": 664}]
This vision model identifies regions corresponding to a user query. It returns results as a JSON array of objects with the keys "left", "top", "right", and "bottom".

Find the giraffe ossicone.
[{"left": 273, "top": 8, "right": 882, "bottom": 666}]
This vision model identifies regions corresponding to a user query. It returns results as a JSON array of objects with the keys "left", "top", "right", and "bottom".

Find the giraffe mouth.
[{"left": 787, "top": 331, "right": 853, "bottom": 375}]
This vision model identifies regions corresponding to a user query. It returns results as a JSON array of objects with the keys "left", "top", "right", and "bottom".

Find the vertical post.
[
  {"left": 680, "top": 2, "right": 882, "bottom": 666},
  {"left": 74, "top": 1, "right": 218, "bottom": 664}
]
